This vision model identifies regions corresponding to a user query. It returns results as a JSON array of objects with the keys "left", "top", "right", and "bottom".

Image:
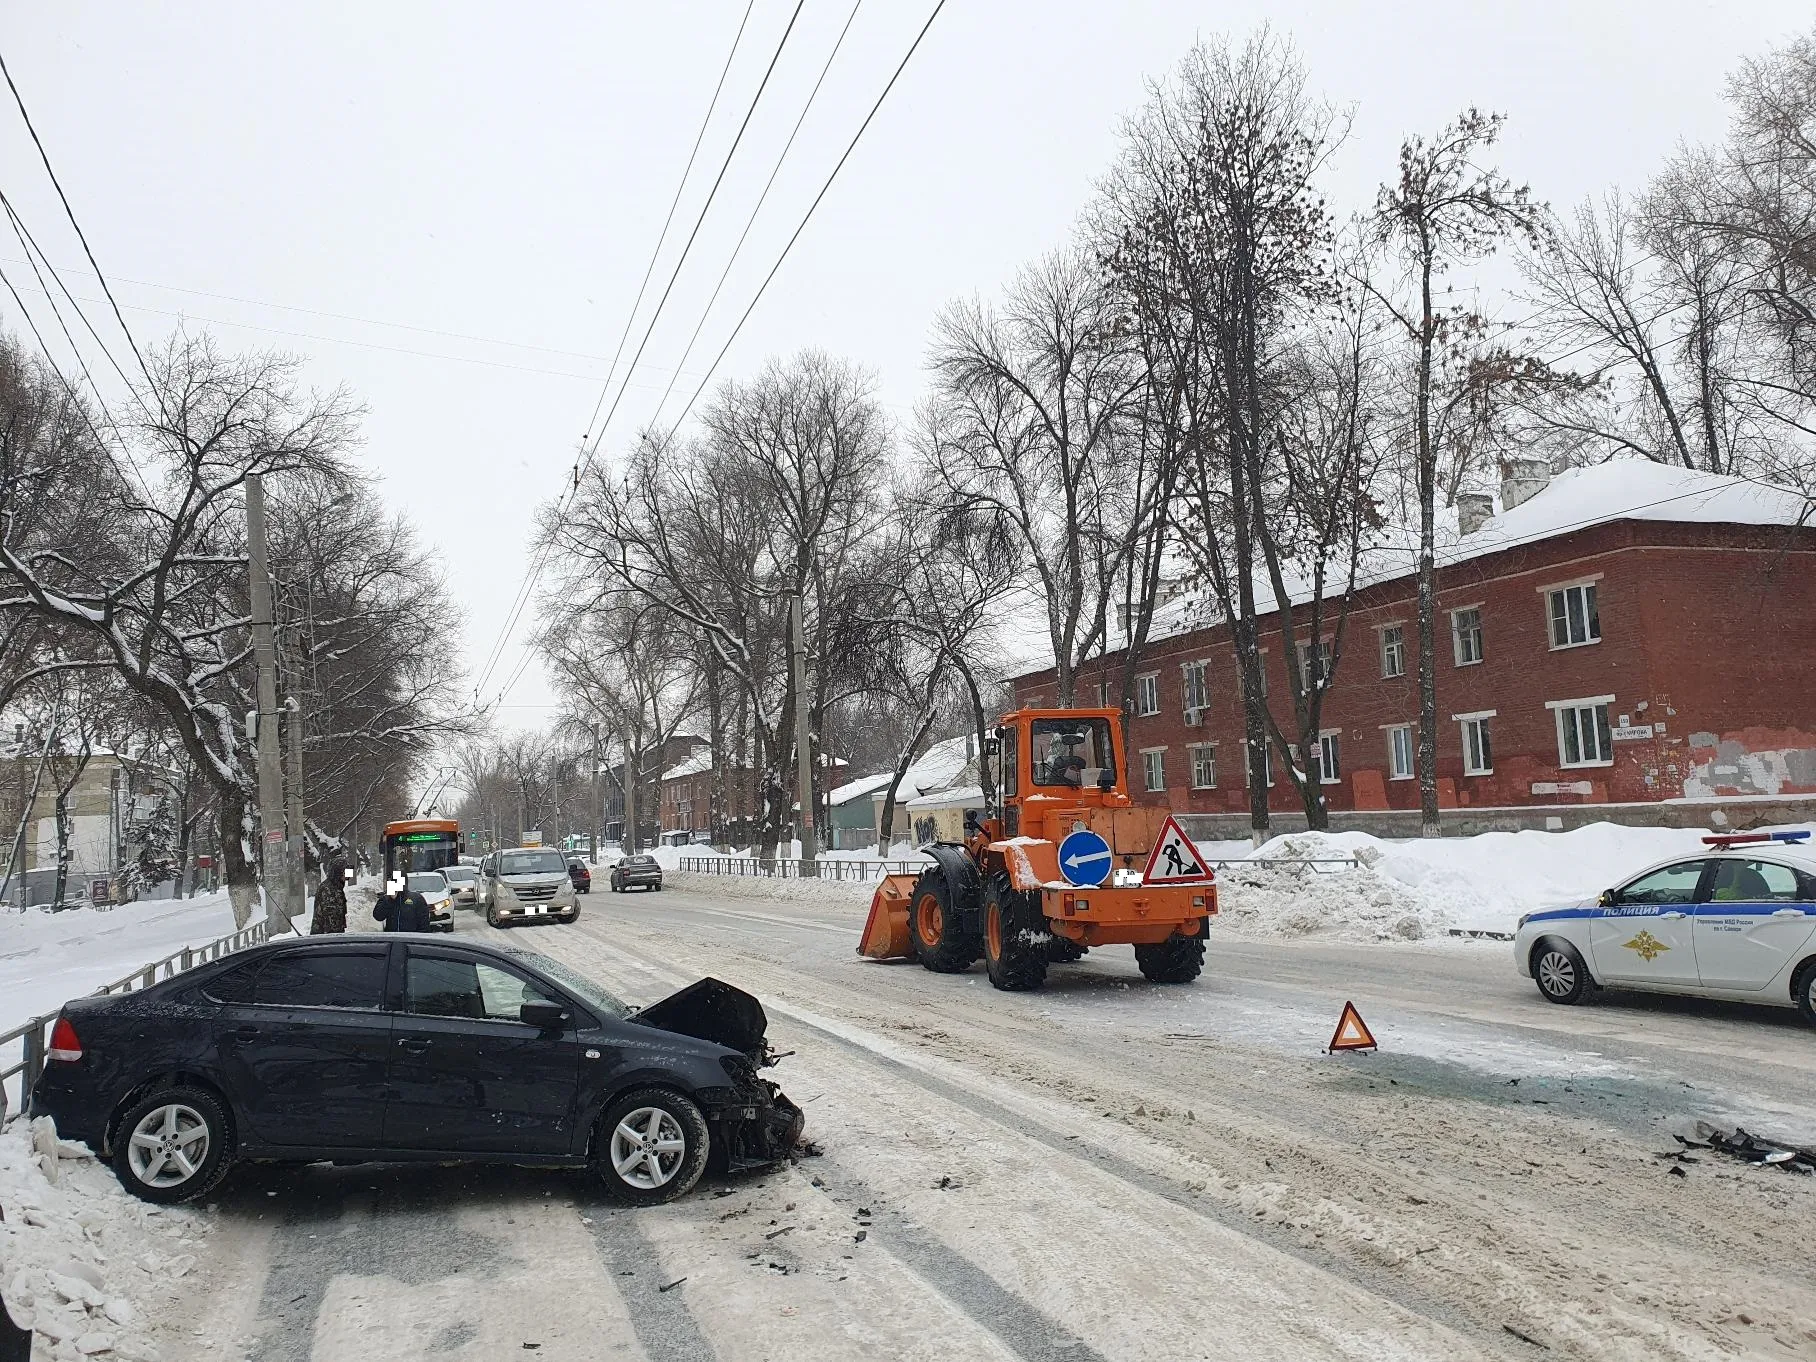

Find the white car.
[
  {"left": 404, "top": 871, "right": 457, "bottom": 932},
  {"left": 439, "top": 863, "right": 480, "bottom": 906},
  {"left": 1515, "top": 832, "right": 1816, "bottom": 1023}
]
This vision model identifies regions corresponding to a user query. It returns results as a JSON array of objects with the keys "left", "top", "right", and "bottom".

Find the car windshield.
[
  {"left": 500, "top": 849, "right": 567, "bottom": 875},
  {"left": 501, "top": 947, "right": 629, "bottom": 1019},
  {"left": 405, "top": 873, "right": 447, "bottom": 894},
  {"left": 440, "top": 867, "right": 476, "bottom": 883}
]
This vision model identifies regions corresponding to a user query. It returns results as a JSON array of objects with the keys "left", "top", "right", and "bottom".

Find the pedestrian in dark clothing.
[
  {"left": 373, "top": 876, "right": 433, "bottom": 932},
  {"left": 310, "top": 850, "right": 350, "bottom": 935}
]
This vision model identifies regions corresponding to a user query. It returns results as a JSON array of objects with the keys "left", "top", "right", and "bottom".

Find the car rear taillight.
[{"left": 47, "top": 1016, "right": 83, "bottom": 1063}]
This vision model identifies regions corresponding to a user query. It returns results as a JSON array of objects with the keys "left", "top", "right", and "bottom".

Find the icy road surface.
[{"left": 151, "top": 877, "right": 1816, "bottom": 1361}]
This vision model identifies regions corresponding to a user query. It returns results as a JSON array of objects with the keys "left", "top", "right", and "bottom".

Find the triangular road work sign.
[
  {"left": 1327, "top": 1001, "right": 1377, "bottom": 1053},
  {"left": 1142, "top": 814, "right": 1213, "bottom": 884}
]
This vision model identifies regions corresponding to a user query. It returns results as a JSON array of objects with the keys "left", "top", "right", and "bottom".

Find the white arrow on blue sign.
[{"left": 1057, "top": 829, "right": 1113, "bottom": 888}]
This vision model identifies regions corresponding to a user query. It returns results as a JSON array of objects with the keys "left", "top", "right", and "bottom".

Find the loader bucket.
[{"left": 858, "top": 872, "right": 920, "bottom": 960}]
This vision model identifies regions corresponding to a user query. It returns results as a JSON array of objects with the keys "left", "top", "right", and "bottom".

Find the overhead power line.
[
  {"left": 0, "top": 47, "right": 164, "bottom": 410},
  {"left": 492, "top": 0, "right": 951, "bottom": 711}
]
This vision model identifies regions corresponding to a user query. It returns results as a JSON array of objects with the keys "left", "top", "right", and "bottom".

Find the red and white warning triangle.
[
  {"left": 1141, "top": 814, "right": 1213, "bottom": 884},
  {"left": 1327, "top": 1001, "right": 1377, "bottom": 1053}
]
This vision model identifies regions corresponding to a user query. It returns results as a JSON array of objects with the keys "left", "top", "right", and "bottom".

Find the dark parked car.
[
  {"left": 610, "top": 854, "right": 663, "bottom": 893},
  {"left": 568, "top": 858, "right": 592, "bottom": 894},
  {"left": 28, "top": 935, "right": 802, "bottom": 1207}
]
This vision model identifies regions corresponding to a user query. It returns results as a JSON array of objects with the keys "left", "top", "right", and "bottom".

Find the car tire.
[
  {"left": 1531, "top": 938, "right": 1591, "bottom": 1005},
  {"left": 486, "top": 904, "right": 509, "bottom": 929},
  {"left": 1134, "top": 930, "right": 1206, "bottom": 983},
  {"left": 1793, "top": 958, "right": 1816, "bottom": 1027},
  {"left": 594, "top": 1088, "right": 711, "bottom": 1205},
  {"left": 982, "top": 885, "right": 1047, "bottom": 992},
  {"left": 910, "top": 874, "right": 981, "bottom": 974},
  {"left": 111, "top": 1086, "right": 234, "bottom": 1205}
]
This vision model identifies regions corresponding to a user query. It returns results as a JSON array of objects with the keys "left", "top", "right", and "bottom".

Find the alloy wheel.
[
  {"left": 127, "top": 1103, "right": 210, "bottom": 1188},
  {"left": 1537, "top": 949, "right": 1576, "bottom": 998},
  {"left": 610, "top": 1107, "right": 687, "bottom": 1190}
]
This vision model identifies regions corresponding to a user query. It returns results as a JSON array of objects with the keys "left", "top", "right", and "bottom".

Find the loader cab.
[{"left": 993, "top": 708, "right": 1131, "bottom": 837}]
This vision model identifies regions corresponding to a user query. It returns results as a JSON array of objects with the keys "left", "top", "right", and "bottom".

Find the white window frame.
[
  {"left": 1315, "top": 729, "right": 1342, "bottom": 785},
  {"left": 1379, "top": 623, "right": 1406, "bottom": 679},
  {"left": 1384, "top": 723, "right": 1414, "bottom": 780},
  {"left": 1180, "top": 659, "right": 1210, "bottom": 715},
  {"left": 1244, "top": 743, "right": 1274, "bottom": 788},
  {"left": 1450, "top": 606, "right": 1484, "bottom": 667},
  {"left": 1297, "top": 639, "right": 1333, "bottom": 692},
  {"left": 1140, "top": 746, "right": 1167, "bottom": 792},
  {"left": 1543, "top": 578, "right": 1603, "bottom": 651},
  {"left": 1455, "top": 708, "right": 1497, "bottom": 776},
  {"left": 1188, "top": 743, "right": 1216, "bottom": 790},
  {"left": 1548, "top": 695, "right": 1615, "bottom": 769},
  {"left": 1134, "top": 672, "right": 1160, "bottom": 717}
]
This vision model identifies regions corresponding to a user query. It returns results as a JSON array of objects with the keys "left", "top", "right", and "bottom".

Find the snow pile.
[
  {"left": 1215, "top": 834, "right": 1458, "bottom": 942},
  {"left": 0, "top": 893, "right": 249, "bottom": 1038},
  {"left": 1213, "top": 820, "right": 1815, "bottom": 938},
  {"left": 0, "top": 1117, "right": 189, "bottom": 1361},
  {"left": 666, "top": 870, "right": 877, "bottom": 907}
]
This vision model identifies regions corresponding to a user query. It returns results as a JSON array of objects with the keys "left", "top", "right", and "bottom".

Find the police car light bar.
[{"left": 1700, "top": 830, "right": 1812, "bottom": 847}]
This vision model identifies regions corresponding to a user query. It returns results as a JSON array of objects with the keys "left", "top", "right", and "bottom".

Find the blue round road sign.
[{"left": 1057, "top": 829, "right": 1113, "bottom": 888}]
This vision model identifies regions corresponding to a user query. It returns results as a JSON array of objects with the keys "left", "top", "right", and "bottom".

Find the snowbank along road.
[{"left": 30, "top": 874, "right": 1816, "bottom": 1361}]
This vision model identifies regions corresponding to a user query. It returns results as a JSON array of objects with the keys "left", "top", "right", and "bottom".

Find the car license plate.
[{"left": 528, "top": 905, "right": 545, "bottom": 915}]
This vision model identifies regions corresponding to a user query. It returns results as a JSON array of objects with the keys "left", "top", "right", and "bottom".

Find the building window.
[
  {"left": 1451, "top": 607, "right": 1484, "bottom": 666},
  {"left": 1380, "top": 625, "right": 1405, "bottom": 679},
  {"left": 1180, "top": 660, "right": 1209, "bottom": 716},
  {"left": 1189, "top": 743, "right": 1216, "bottom": 789},
  {"left": 1297, "top": 640, "right": 1332, "bottom": 691},
  {"left": 1141, "top": 748, "right": 1166, "bottom": 792},
  {"left": 1095, "top": 679, "right": 1110, "bottom": 706},
  {"left": 1386, "top": 724, "right": 1414, "bottom": 780},
  {"left": 1314, "top": 732, "right": 1342, "bottom": 784},
  {"left": 1245, "top": 744, "right": 1274, "bottom": 787},
  {"left": 1134, "top": 672, "right": 1160, "bottom": 717},
  {"left": 1459, "top": 715, "right": 1494, "bottom": 775},
  {"left": 1554, "top": 698, "right": 1613, "bottom": 767},
  {"left": 1547, "top": 583, "right": 1601, "bottom": 649}
]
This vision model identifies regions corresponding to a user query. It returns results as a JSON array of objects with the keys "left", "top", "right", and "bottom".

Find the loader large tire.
[
  {"left": 910, "top": 874, "right": 980, "bottom": 973},
  {"left": 1134, "top": 930, "right": 1206, "bottom": 984},
  {"left": 983, "top": 887, "right": 1048, "bottom": 992}
]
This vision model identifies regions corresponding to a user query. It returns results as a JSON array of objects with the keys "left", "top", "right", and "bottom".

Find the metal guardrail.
[
  {"left": 0, "top": 918, "right": 269, "bottom": 1114},
  {"left": 1211, "top": 856, "right": 1360, "bottom": 874},
  {"left": 675, "top": 856, "right": 931, "bottom": 882}
]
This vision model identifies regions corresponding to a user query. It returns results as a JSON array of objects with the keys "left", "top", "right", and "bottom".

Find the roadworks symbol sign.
[
  {"left": 1327, "top": 1001, "right": 1378, "bottom": 1053},
  {"left": 1141, "top": 814, "right": 1213, "bottom": 884}
]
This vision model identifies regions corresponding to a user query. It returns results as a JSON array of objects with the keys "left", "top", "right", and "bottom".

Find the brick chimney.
[
  {"left": 1456, "top": 492, "right": 1494, "bottom": 535},
  {"left": 1501, "top": 457, "right": 1552, "bottom": 511}
]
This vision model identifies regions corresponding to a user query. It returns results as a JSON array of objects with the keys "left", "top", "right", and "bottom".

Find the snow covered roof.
[
  {"left": 827, "top": 771, "right": 895, "bottom": 806},
  {"left": 1011, "top": 460, "right": 1815, "bottom": 679},
  {"left": 904, "top": 784, "right": 984, "bottom": 811},
  {"left": 661, "top": 751, "right": 712, "bottom": 781},
  {"left": 874, "top": 733, "right": 974, "bottom": 801}
]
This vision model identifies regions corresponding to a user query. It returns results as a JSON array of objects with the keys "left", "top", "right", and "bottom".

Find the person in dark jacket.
[
  {"left": 310, "top": 849, "right": 351, "bottom": 935},
  {"left": 373, "top": 875, "right": 433, "bottom": 932}
]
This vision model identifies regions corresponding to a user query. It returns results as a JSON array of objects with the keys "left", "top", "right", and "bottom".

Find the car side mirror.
[
  {"left": 520, "top": 1000, "right": 569, "bottom": 1030},
  {"left": 1598, "top": 889, "right": 1615, "bottom": 907}
]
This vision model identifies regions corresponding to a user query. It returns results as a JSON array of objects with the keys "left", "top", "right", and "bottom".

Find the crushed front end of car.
[{"left": 631, "top": 977, "right": 806, "bottom": 1170}]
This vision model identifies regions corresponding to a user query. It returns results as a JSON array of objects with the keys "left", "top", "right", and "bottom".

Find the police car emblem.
[{"left": 1622, "top": 929, "right": 1669, "bottom": 962}]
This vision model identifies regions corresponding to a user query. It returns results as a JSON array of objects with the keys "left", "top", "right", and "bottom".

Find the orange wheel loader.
[{"left": 858, "top": 708, "right": 1217, "bottom": 991}]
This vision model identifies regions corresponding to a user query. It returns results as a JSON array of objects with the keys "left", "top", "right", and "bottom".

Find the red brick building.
[{"left": 1010, "top": 462, "right": 1816, "bottom": 834}]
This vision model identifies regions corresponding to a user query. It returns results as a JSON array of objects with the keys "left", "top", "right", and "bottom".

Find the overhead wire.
[{"left": 476, "top": 0, "right": 813, "bottom": 705}]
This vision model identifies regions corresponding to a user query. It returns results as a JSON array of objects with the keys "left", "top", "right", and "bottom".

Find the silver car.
[{"left": 482, "top": 847, "right": 581, "bottom": 928}]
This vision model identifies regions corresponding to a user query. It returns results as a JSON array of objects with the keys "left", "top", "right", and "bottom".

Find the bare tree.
[{"left": 1371, "top": 109, "right": 1544, "bottom": 837}]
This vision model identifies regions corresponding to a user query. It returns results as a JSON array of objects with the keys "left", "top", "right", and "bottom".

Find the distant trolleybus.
[{"left": 381, "top": 818, "right": 460, "bottom": 882}]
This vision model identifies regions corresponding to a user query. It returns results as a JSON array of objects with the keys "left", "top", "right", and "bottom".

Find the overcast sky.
[{"left": 5, "top": 0, "right": 1809, "bottom": 730}]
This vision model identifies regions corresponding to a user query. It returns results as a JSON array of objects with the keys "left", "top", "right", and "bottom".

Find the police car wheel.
[
  {"left": 1533, "top": 940, "right": 1589, "bottom": 1005},
  {"left": 1792, "top": 959, "right": 1816, "bottom": 1027}
]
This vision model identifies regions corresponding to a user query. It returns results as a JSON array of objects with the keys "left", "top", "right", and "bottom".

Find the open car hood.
[{"left": 630, "top": 977, "right": 768, "bottom": 1057}]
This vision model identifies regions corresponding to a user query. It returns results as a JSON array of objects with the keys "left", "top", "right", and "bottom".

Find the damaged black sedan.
[{"left": 27, "top": 935, "right": 803, "bottom": 1206}]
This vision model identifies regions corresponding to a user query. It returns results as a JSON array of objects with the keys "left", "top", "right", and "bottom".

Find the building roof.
[
  {"left": 865, "top": 734, "right": 974, "bottom": 804},
  {"left": 1010, "top": 460, "right": 1815, "bottom": 679},
  {"left": 661, "top": 751, "right": 713, "bottom": 781},
  {"left": 827, "top": 771, "right": 895, "bottom": 806},
  {"left": 904, "top": 784, "right": 984, "bottom": 811}
]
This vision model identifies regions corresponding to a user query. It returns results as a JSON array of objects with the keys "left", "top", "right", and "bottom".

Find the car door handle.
[
  {"left": 397, "top": 1038, "right": 432, "bottom": 1053},
  {"left": 1773, "top": 908, "right": 1807, "bottom": 917},
  {"left": 231, "top": 1025, "right": 260, "bottom": 1039},
  {"left": 1659, "top": 910, "right": 1687, "bottom": 919}
]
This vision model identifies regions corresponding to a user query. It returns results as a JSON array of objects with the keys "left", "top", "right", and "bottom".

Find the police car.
[{"left": 1514, "top": 831, "right": 1816, "bottom": 1024}]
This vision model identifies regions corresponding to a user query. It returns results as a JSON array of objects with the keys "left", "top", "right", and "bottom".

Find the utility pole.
[
  {"left": 285, "top": 696, "right": 307, "bottom": 911},
  {"left": 790, "top": 594, "right": 817, "bottom": 871},
  {"left": 245, "top": 474, "right": 297, "bottom": 933},
  {"left": 590, "top": 726, "right": 601, "bottom": 863},
  {"left": 623, "top": 744, "right": 637, "bottom": 854}
]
